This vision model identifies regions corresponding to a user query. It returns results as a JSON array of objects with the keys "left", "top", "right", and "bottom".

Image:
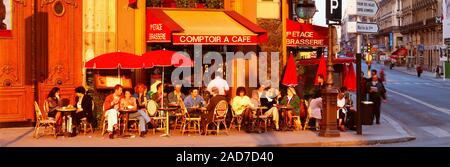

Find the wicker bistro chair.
[
  {"left": 79, "top": 100, "right": 94, "bottom": 135},
  {"left": 33, "top": 101, "right": 57, "bottom": 139},
  {"left": 252, "top": 107, "right": 269, "bottom": 132},
  {"left": 146, "top": 100, "right": 167, "bottom": 134},
  {"left": 205, "top": 100, "right": 229, "bottom": 136},
  {"left": 180, "top": 107, "right": 202, "bottom": 135},
  {"left": 229, "top": 107, "right": 243, "bottom": 132}
]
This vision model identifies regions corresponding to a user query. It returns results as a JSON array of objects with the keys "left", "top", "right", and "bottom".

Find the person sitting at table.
[
  {"left": 232, "top": 87, "right": 255, "bottom": 131},
  {"left": 103, "top": 84, "right": 124, "bottom": 139},
  {"left": 45, "top": 87, "right": 63, "bottom": 132},
  {"left": 261, "top": 87, "right": 281, "bottom": 131},
  {"left": 73, "top": 86, "right": 93, "bottom": 136},
  {"left": 201, "top": 87, "right": 227, "bottom": 135},
  {"left": 251, "top": 84, "right": 267, "bottom": 106},
  {"left": 280, "top": 87, "right": 301, "bottom": 129},
  {"left": 168, "top": 83, "right": 186, "bottom": 106},
  {"left": 133, "top": 83, "right": 150, "bottom": 111},
  {"left": 337, "top": 87, "right": 348, "bottom": 131},
  {"left": 184, "top": 88, "right": 205, "bottom": 118},
  {"left": 120, "top": 89, "right": 153, "bottom": 137},
  {"left": 308, "top": 92, "right": 323, "bottom": 131},
  {"left": 151, "top": 83, "right": 168, "bottom": 108}
]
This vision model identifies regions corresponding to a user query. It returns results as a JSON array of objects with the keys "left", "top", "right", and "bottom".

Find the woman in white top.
[
  {"left": 308, "top": 93, "right": 322, "bottom": 130},
  {"left": 232, "top": 87, "right": 255, "bottom": 129},
  {"left": 337, "top": 87, "right": 348, "bottom": 131}
]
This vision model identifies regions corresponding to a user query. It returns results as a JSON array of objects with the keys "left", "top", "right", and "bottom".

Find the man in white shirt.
[{"left": 207, "top": 76, "right": 229, "bottom": 96}]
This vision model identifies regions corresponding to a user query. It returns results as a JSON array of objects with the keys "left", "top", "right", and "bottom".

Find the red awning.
[
  {"left": 146, "top": 8, "right": 267, "bottom": 45},
  {"left": 297, "top": 57, "right": 356, "bottom": 66},
  {"left": 286, "top": 20, "right": 329, "bottom": 47}
]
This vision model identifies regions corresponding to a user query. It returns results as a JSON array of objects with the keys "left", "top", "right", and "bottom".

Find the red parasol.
[
  {"left": 282, "top": 52, "right": 298, "bottom": 86},
  {"left": 344, "top": 63, "right": 357, "bottom": 91},
  {"left": 141, "top": 49, "right": 194, "bottom": 68},
  {"left": 85, "top": 51, "right": 142, "bottom": 69},
  {"left": 314, "top": 55, "right": 327, "bottom": 85},
  {"left": 141, "top": 49, "right": 194, "bottom": 110}
]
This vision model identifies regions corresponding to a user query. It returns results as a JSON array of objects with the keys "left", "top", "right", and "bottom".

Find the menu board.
[{"left": 95, "top": 75, "right": 132, "bottom": 89}]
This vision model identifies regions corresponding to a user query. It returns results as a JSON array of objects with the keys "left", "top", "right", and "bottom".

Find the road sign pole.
[{"left": 356, "top": 15, "right": 363, "bottom": 135}]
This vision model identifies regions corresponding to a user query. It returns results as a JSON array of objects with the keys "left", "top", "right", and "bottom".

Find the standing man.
[
  {"left": 201, "top": 87, "right": 227, "bottom": 135},
  {"left": 366, "top": 70, "right": 387, "bottom": 124},
  {"left": 207, "top": 75, "right": 229, "bottom": 96},
  {"left": 103, "top": 84, "right": 123, "bottom": 139},
  {"left": 435, "top": 65, "right": 441, "bottom": 78}
]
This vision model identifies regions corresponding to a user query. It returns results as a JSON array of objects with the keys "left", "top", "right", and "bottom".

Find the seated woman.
[
  {"left": 45, "top": 87, "right": 62, "bottom": 132},
  {"left": 120, "top": 90, "right": 152, "bottom": 137},
  {"left": 280, "top": 87, "right": 300, "bottom": 129},
  {"left": 231, "top": 87, "right": 255, "bottom": 130},
  {"left": 337, "top": 87, "right": 348, "bottom": 131},
  {"left": 261, "top": 88, "right": 281, "bottom": 130},
  {"left": 73, "top": 86, "right": 93, "bottom": 135}
]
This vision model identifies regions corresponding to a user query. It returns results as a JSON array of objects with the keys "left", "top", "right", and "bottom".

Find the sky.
[{"left": 312, "top": 0, "right": 348, "bottom": 27}]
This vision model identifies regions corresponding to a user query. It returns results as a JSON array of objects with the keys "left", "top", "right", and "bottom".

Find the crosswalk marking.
[{"left": 420, "top": 126, "right": 450, "bottom": 138}]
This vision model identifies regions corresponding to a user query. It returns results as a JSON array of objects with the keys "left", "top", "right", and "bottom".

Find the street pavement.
[{"left": 366, "top": 61, "right": 450, "bottom": 147}]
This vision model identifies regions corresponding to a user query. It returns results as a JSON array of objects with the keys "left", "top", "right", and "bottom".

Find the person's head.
[
  {"left": 257, "top": 84, "right": 266, "bottom": 92},
  {"left": 156, "top": 83, "right": 163, "bottom": 93},
  {"left": 190, "top": 88, "right": 199, "bottom": 98},
  {"left": 371, "top": 69, "right": 378, "bottom": 80},
  {"left": 48, "top": 87, "right": 60, "bottom": 99},
  {"left": 317, "top": 74, "right": 324, "bottom": 84},
  {"left": 124, "top": 89, "right": 133, "bottom": 99},
  {"left": 75, "top": 86, "right": 86, "bottom": 97},
  {"left": 340, "top": 86, "right": 348, "bottom": 94},
  {"left": 287, "top": 87, "right": 296, "bottom": 97},
  {"left": 114, "top": 84, "right": 123, "bottom": 96},
  {"left": 134, "top": 84, "right": 147, "bottom": 94},
  {"left": 236, "top": 87, "right": 247, "bottom": 97},
  {"left": 211, "top": 87, "right": 219, "bottom": 96},
  {"left": 174, "top": 84, "right": 182, "bottom": 92}
]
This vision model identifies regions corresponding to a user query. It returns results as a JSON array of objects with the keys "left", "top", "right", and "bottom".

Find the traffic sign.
[
  {"left": 347, "top": 22, "right": 379, "bottom": 33},
  {"left": 347, "top": 0, "right": 379, "bottom": 17},
  {"left": 326, "top": 0, "right": 342, "bottom": 24}
]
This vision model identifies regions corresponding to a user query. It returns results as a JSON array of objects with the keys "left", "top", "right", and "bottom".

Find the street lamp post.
[{"left": 296, "top": 0, "right": 339, "bottom": 137}]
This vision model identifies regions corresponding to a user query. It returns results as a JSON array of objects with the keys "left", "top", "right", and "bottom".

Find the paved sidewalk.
[{"left": 0, "top": 114, "right": 414, "bottom": 147}]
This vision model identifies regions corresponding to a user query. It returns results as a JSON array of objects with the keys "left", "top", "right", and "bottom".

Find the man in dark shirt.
[{"left": 201, "top": 87, "right": 227, "bottom": 135}]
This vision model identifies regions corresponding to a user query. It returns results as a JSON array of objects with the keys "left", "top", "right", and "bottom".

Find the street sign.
[
  {"left": 347, "top": 0, "right": 379, "bottom": 17},
  {"left": 347, "top": 22, "right": 379, "bottom": 33},
  {"left": 326, "top": 0, "right": 342, "bottom": 24}
]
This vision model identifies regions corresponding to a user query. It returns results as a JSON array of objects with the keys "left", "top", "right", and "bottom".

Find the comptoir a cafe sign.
[
  {"left": 286, "top": 20, "right": 329, "bottom": 47},
  {"left": 172, "top": 35, "right": 258, "bottom": 45}
]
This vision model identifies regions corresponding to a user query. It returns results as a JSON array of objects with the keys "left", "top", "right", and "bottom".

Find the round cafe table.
[
  {"left": 119, "top": 109, "right": 138, "bottom": 136},
  {"left": 157, "top": 107, "right": 178, "bottom": 137},
  {"left": 56, "top": 107, "right": 77, "bottom": 137}
]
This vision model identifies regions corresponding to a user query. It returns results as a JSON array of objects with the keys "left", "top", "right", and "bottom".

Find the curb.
[{"left": 259, "top": 136, "right": 416, "bottom": 147}]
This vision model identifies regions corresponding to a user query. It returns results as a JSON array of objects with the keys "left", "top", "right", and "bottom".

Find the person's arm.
[
  {"left": 206, "top": 97, "right": 215, "bottom": 112},
  {"left": 103, "top": 95, "right": 113, "bottom": 111}
]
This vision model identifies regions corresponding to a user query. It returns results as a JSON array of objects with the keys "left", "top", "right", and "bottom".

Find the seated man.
[
  {"left": 151, "top": 83, "right": 168, "bottom": 108},
  {"left": 103, "top": 84, "right": 123, "bottom": 139},
  {"left": 168, "top": 83, "right": 186, "bottom": 106},
  {"left": 201, "top": 87, "right": 227, "bottom": 135},
  {"left": 120, "top": 90, "right": 152, "bottom": 137},
  {"left": 184, "top": 88, "right": 205, "bottom": 118}
]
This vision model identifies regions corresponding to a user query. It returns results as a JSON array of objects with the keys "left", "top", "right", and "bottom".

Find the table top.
[
  {"left": 254, "top": 106, "right": 268, "bottom": 110},
  {"left": 187, "top": 107, "right": 207, "bottom": 110},
  {"left": 56, "top": 107, "right": 77, "bottom": 112},
  {"left": 119, "top": 109, "right": 138, "bottom": 113},
  {"left": 158, "top": 107, "right": 178, "bottom": 111},
  {"left": 276, "top": 105, "right": 293, "bottom": 109}
]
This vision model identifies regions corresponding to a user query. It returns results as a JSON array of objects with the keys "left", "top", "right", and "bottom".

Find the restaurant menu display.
[{"left": 95, "top": 75, "right": 132, "bottom": 89}]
